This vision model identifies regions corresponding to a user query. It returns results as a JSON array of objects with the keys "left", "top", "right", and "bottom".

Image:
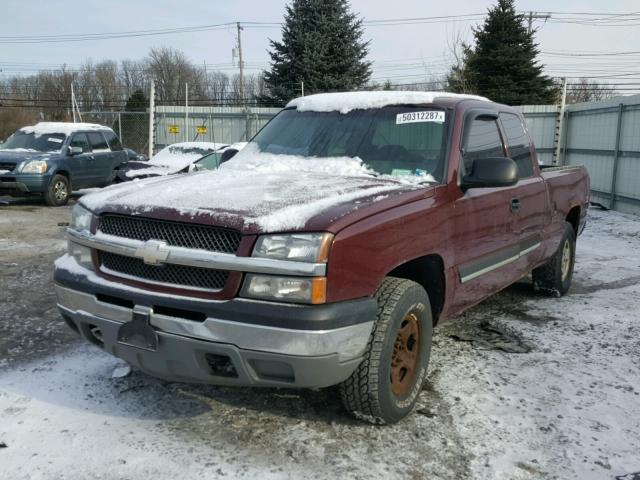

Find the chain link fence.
[{"left": 79, "top": 111, "right": 149, "bottom": 155}]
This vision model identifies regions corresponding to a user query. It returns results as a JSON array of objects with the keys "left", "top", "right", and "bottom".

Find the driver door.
[
  {"left": 450, "top": 113, "right": 522, "bottom": 313},
  {"left": 66, "top": 133, "right": 93, "bottom": 188}
]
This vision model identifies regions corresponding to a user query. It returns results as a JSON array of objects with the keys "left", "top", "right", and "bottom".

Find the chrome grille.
[
  {"left": 0, "top": 162, "right": 16, "bottom": 172},
  {"left": 101, "top": 252, "right": 229, "bottom": 291},
  {"left": 99, "top": 214, "right": 241, "bottom": 253}
]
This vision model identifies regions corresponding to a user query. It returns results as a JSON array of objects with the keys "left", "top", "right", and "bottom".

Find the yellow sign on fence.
[
  {"left": 196, "top": 125, "right": 207, "bottom": 134},
  {"left": 168, "top": 125, "right": 180, "bottom": 134}
]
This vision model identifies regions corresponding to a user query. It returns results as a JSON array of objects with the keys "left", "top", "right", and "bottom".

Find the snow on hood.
[
  {"left": 287, "top": 91, "right": 489, "bottom": 114},
  {"left": 81, "top": 161, "right": 415, "bottom": 233},
  {"left": 20, "top": 122, "right": 105, "bottom": 137}
]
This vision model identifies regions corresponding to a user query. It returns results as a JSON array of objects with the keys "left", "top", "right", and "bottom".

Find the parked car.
[
  {"left": 0, "top": 122, "right": 127, "bottom": 206},
  {"left": 189, "top": 142, "right": 248, "bottom": 172},
  {"left": 124, "top": 148, "right": 146, "bottom": 162},
  {"left": 118, "top": 142, "right": 229, "bottom": 181},
  {"left": 54, "top": 91, "right": 590, "bottom": 424}
]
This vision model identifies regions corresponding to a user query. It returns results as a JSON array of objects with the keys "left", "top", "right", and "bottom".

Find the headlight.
[
  {"left": 68, "top": 240, "right": 93, "bottom": 270},
  {"left": 241, "top": 274, "right": 326, "bottom": 304},
  {"left": 20, "top": 160, "right": 48, "bottom": 174},
  {"left": 252, "top": 233, "right": 333, "bottom": 262},
  {"left": 70, "top": 203, "right": 94, "bottom": 232}
]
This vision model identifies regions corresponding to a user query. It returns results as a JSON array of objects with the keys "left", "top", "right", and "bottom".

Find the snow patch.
[
  {"left": 287, "top": 91, "right": 489, "bottom": 114},
  {"left": 20, "top": 122, "right": 107, "bottom": 137}
]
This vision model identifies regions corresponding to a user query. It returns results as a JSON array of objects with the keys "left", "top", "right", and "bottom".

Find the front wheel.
[
  {"left": 44, "top": 174, "right": 70, "bottom": 206},
  {"left": 533, "top": 221, "right": 576, "bottom": 296},
  {"left": 339, "top": 277, "right": 433, "bottom": 425}
]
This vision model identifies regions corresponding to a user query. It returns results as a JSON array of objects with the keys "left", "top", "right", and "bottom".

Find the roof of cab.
[{"left": 286, "top": 91, "right": 489, "bottom": 114}]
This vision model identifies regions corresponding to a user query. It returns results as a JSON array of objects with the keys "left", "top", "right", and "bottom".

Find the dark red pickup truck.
[{"left": 54, "top": 91, "right": 590, "bottom": 424}]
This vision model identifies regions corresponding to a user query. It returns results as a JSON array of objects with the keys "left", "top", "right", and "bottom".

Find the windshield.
[
  {"left": 2, "top": 131, "right": 66, "bottom": 152},
  {"left": 195, "top": 152, "right": 221, "bottom": 170},
  {"left": 250, "top": 106, "right": 449, "bottom": 182}
]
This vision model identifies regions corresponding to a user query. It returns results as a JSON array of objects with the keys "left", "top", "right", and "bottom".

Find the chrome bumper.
[{"left": 55, "top": 284, "right": 373, "bottom": 361}]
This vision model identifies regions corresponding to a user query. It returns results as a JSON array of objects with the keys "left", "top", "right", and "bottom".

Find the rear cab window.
[
  {"left": 499, "top": 113, "right": 534, "bottom": 178},
  {"left": 461, "top": 116, "right": 505, "bottom": 175}
]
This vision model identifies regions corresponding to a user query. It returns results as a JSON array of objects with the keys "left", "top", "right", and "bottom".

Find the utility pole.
[
  {"left": 301, "top": 81, "right": 304, "bottom": 97},
  {"left": 236, "top": 22, "right": 245, "bottom": 108},
  {"left": 70, "top": 83, "right": 76, "bottom": 123},
  {"left": 148, "top": 82, "right": 155, "bottom": 159},
  {"left": 527, "top": 11, "right": 551, "bottom": 34},
  {"left": 185, "top": 82, "right": 189, "bottom": 142}
]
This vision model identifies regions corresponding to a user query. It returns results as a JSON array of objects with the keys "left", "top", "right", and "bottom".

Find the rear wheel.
[
  {"left": 339, "top": 277, "right": 433, "bottom": 425},
  {"left": 44, "top": 174, "right": 70, "bottom": 206},
  {"left": 533, "top": 221, "right": 576, "bottom": 296}
]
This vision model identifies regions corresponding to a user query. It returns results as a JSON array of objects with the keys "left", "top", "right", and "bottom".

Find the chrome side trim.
[
  {"left": 67, "top": 228, "right": 326, "bottom": 277},
  {"left": 55, "top": 284, "right": 372, "bottom": 361},
  {"left": 459, "top": 241, "right": 542, "bottom": 284}
]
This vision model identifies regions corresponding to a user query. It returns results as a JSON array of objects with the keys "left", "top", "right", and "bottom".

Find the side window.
[
  {"left": 500, "top": 113, "right": 534, "bottom": 178},
  {"left": 462, "top": 117, "right": 504, "bottom": 174},
  {"left": 87, "top": 132, "right": 110, "bottom": 152},
  {"left": 103, "top": 130, "right": 123, "bottom": 151},
  {"left": 69, "top": 133, "right": 91, "bottom": 153}
]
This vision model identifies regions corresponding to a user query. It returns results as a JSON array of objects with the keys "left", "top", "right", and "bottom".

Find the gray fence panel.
[{"left": 521, "top": 94, "right": 640, "bottom": 215}]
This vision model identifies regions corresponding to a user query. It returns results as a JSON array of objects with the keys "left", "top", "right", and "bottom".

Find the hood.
[
  {"left": 81, "top": 169, "right": 427, "bottom": 234},
  {"left": 0, "top": 150, "right": 58, "bottom": 166}
]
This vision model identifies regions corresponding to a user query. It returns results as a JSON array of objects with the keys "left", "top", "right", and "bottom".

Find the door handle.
[{"left": 510, "top": 197, "right": 521, "bottom": 213}]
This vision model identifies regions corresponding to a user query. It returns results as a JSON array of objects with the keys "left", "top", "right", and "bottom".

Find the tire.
[
  {"left": 532, "top": 221, "right": 576, "bottom": 296},
  {"left": 44, "top": 174, "right": 70, "bottom": 206},
  {"left": 106, "top": 169, "right": 119, "bottom": 186},
  {"left": 339, "top": 277, "right": 433, "bottom": 425}
]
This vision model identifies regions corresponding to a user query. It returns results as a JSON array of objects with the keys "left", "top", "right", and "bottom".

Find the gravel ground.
[{"left": 1, "top": 198, "right": 639, "bottom": 480}]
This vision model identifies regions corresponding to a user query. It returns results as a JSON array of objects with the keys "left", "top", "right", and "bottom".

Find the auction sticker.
[{"left": 396, "top": 110, "right": 445, "bottom": 124}]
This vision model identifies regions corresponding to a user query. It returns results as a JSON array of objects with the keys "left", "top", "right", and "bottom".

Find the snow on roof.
[
  {"left": 287, "top": 91, "right": 489, "bottom": 114},
  {"left": 19, "top": 122, "right": 108, "bottom": 137}
]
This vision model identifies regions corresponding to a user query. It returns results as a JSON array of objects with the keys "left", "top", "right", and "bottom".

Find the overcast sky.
[{"left": 2, "top": 0, "right": 640, "bottom": 89}]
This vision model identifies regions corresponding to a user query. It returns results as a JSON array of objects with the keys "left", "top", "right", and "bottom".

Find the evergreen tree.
[
  {"left": 447, "top": 0, "right": 556, "bottom": 105},
  {"left": 261, "top": 0, "right": 372, "bottom": 105},
  {"left": 121, "top": 89, "right": 149, "bottom": 152},
  {"left": 124, "top": 89, "right": 147, "bottom": 111}
]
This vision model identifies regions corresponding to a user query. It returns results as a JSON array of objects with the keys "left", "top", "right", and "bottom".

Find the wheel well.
[
  {"left": 55, "top": 170, "right": 70, "bottom": 180},
  {"left": 566, "top": 206, "right": 580, "bottom": 232},
  {"left": 388, "top": 254, "right": 446, "bottom": 325}
]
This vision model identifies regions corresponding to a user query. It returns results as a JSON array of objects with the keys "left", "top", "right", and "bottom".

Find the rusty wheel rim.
[{"left": 390, "top": 312, "right": 421, "bottom": 397}]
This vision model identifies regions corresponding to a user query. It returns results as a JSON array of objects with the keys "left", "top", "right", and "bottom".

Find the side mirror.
[
  {"left": 68, "top": 146, "right": 83, "bottom": 156},
  {"left": 461, "top": 157, "right": 518, "bottom": 191},
  {"left": 219, "top": 148, "right": 239, "bottom": 164}
]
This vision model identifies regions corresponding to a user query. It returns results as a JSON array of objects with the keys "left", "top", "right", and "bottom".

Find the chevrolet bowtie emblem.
[{"left": 135, "top": 239, "right": 170, "bottom": 265}]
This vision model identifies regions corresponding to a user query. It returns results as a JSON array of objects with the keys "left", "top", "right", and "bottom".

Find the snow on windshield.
[
  {"left": 223, "top": 144, "right": 436, "bottom": 185},
  {"left": 287, "top": 91, "right": 488, "bottom": 114}
]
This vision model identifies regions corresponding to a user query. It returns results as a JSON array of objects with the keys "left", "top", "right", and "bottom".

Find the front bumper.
[
  {"left": 54, "top": 257, "right": 375, "bottom": 388},
  {"left": 0, "top": 173, "right": 50, "bottom": 195}
]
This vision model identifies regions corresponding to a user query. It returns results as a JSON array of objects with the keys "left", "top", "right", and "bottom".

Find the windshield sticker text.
[{"left": 396, "top": 111, "right": 445, "bottom": 125}]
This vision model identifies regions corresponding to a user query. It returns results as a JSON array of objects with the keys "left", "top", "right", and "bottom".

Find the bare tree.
[
  {"left": 566, "top": 78, "right": 614, "bottom": 104},
  {"left": 445, "top": 29, "right": 476, "bottom": 94}
]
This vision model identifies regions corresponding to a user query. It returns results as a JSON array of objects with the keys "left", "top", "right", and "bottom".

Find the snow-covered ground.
[{"left": 1, "top": 206, "right": 639, "bottom": 479}]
